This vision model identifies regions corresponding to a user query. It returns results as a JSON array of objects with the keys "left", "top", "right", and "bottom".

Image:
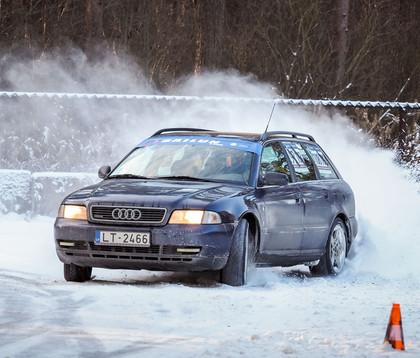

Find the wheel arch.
[{"left": 240, "top": 212, "right": 260, "bottom": 254}]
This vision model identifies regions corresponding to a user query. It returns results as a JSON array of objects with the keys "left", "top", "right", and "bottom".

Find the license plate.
[{"left": 95, "top": 231, "right": 150, "bottom": 247}]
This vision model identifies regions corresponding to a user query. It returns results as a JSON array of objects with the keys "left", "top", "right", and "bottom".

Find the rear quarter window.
[{"left": 304, "top": 143, "right": 339, "bottom": 180}]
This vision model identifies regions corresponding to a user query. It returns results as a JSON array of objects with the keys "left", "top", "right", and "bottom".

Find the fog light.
[
  {"left": 59, "top": 241, "right": 75, "bottom": 247},
  {"left": 176, "top": 247, "right": 201, "bottom": 253}
]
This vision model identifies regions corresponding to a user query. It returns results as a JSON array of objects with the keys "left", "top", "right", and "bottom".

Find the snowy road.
[{"left": 1, "top": 214, "right": 420, "bottom": 358}]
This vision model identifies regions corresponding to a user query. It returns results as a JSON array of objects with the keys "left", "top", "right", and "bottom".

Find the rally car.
[{"left": 54, "top": 128, "right": 357, "bottom": 286}]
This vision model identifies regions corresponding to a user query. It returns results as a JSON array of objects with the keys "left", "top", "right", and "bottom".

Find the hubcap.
[{"left": 329, "top": 223, "right": 346, "bottom": 274}]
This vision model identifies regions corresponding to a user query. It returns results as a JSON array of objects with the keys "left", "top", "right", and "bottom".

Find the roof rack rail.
[
  {"left": 261, "top": 131, "right": 315, "bottom": 142},
  {"left": 152, "top": 128, "right": 214, "bottom": 137}
]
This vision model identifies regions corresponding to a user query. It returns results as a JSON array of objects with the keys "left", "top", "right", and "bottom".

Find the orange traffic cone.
[{"left": 384, "top": 303, "right": 405, "bottom": 350}]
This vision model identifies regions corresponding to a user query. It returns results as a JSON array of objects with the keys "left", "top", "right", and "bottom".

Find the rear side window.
[
  {"left": 283, "top": 142, "right": 317, "bottom": 182},
  {"left": 304, "top": 144, "right": 339, "bottom": 180}
]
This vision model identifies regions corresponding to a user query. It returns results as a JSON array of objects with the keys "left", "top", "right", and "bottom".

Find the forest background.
[{"left": 1, "top": 0, "right": 420, "bottom": 176}]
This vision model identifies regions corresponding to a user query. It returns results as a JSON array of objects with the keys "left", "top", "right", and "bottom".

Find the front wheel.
[
  {"left": 310, "top": 218, "right": 347, "bottom": 276},
  {"left": 64, "top": 263, "right": 92, "bottom": 282},
  {"left": 221, "top": 219, "right": 254, "bottom": 286}
]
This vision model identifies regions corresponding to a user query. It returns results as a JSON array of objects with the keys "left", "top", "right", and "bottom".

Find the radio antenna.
[{"left": 264, "top": 102, "right": 277, "bottom": 134}]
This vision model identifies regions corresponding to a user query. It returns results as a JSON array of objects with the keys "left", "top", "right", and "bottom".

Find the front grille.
[
  {"left": 90, "top": 205, "right": 166, "bottom": 224},
  {"left": 61, "top": 242, "right": 201, "bottom": 262}
]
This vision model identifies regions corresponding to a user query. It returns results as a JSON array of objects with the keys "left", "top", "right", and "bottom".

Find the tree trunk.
[
  {"left": 195, "top": 0, "right": 226, "bottom": 73},
  {"left": 335, "top": 0, "right": 350, "bottom": 93},
  {"left": 85, "top": 0, "right": 103, "bottom": 44}
]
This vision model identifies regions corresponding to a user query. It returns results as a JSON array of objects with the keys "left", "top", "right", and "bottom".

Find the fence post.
[{"left": 397, "top": 108, "right": 407, "bottom": 162}]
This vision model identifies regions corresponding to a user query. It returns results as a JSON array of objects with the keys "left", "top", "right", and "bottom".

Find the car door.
[
  {"left": 256, "top": 142, "right": 304, "bottom": 255},
  {"left": 299, "top": 180, "right": 334, "bottom": 252},
  {"left": 300, "top": 143, "right": 341, "bottom": 252},
  {"left": 282, "top": 141, "right": 337, "bottom": 253}
]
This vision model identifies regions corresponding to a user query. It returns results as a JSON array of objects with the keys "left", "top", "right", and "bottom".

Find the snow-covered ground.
[{"left": 0, "top": 211, "right": 419, "bottom": 358}]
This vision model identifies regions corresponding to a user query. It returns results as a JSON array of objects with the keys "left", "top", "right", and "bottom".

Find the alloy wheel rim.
[{"left": 330, "top": 224, "right": 346, "bottom": 274}]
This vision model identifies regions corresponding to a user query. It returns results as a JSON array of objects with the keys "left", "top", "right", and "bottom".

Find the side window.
[
  {"left": 304, "top": 144, "right": 339, "bottom": 179},
  {"left": 283, "top": 141, "right": 317, "bottom": 182},
  {"left": 260, "top": 142, "right": 292, "bottom": 181}
]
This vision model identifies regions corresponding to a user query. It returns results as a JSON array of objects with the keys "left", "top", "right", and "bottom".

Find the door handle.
[{"left": 323, "top": 189, "right": 332, "bottom": 201}]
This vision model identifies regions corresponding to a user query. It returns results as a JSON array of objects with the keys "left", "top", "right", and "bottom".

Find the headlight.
[
  {"left": 168, "top": 210, "right": 221, "bottom": 225},
  {"left": 58, "top": 205, "right": 88, "bottom": 220}
]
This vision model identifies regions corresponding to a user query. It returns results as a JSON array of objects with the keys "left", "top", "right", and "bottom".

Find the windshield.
[{"left": 110, "top": 143, "right": 254, "bottom": 185}]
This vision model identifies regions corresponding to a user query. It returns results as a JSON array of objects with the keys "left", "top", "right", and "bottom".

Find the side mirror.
[
  {"left": 98, "top": 165, "right": 111, "bottom": 179},
  {"left": 264, "top": 172, "right": 289, "bottom": 186}
]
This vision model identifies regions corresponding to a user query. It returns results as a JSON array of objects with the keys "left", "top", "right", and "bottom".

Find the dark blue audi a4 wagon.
[{"left": 54, "top": 128, "right": 358, "bottom": 286}]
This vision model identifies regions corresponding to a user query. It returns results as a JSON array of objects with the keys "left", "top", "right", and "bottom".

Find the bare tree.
[
  {"left": 0, "top": 0, "right": 419, "bottom": 104},
  {"left": 194, "top": 0, "right": 226, "bottom": 73},
  {"left": 334, "top": 0, "right": 349, "bottom": 93},
  {"left": 85, "top": 0, "right": 104, "bottom": 45}
]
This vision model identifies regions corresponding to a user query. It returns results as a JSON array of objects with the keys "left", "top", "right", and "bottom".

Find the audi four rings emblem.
[{"left": 112, "top": 208, "right": 142, "bottom": 220}]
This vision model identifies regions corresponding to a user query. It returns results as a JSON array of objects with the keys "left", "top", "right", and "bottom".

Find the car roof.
[{"left": 151, "top": 128, "right": 316, "bottom": 143}]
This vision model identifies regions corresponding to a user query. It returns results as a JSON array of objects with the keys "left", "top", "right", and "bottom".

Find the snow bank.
[
  {"left": 0, "top": 169, "right": 31, "bottom": 214},
  {"left": 0, "top": 170, "right": 98, "bottom": 216},
  {"left": 31, "top": 172, "right": 98, "bottom": 216}
]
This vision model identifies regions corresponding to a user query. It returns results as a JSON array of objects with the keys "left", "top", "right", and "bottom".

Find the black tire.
[
  {"left": 221, "top": 219, "right": 254, "bottom": 286},
  {"left": 310, "top": 218, "right": 347, "bottom": 276},
  {"left": 64, "top": 263, "right": 92, "bottom": 282}
]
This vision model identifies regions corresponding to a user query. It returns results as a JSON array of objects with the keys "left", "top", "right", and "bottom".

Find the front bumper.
[{"left": 54, "top": 218, "right": 236, "bottom": 272}]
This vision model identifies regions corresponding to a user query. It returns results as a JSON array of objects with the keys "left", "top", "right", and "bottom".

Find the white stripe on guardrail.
[{"left": 0, "top": 91, "right": 419, "bottom": 109}]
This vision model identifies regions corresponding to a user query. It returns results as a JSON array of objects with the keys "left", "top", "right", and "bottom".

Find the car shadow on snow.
[
  {"left": 87, "top": 270, "right": 223, "bottom": 288},
  {"left": 245, "top": 265, "right": 313, "bottom": 287},
  {"left": 85, "top": 265, "right": 317, "bottom": 288}
]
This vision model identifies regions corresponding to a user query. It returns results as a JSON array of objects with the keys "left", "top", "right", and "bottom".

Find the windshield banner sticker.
[{"left": 139, "top": 136, "right": 261, "bottom": 153}]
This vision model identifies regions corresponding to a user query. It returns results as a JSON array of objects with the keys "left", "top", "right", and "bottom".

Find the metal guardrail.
[{"left": 1, "top": 91, "right": 420, "bottom": 109}]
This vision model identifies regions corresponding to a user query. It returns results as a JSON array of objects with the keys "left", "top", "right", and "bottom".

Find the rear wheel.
[
  {"left": 221, "top": 219, "right": 254, "bottom": 286},
  {"left": 310, "top": 218, "right": 347, "bottom": 276},
  {"left": 64, "top": 263, "right": 92, "bottom": 282}
]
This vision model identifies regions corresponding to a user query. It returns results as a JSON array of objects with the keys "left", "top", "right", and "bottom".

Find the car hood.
[{"left": 65, "top": 179, "right": 245, "bottom": 209}]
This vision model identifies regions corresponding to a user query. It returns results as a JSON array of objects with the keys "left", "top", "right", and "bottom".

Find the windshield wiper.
[
  {"left": 107, "top": 174, "right": 151, "bottom": 180},
  {"left": 155, "top": 176, "right": 215, "bottom": 182}
]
